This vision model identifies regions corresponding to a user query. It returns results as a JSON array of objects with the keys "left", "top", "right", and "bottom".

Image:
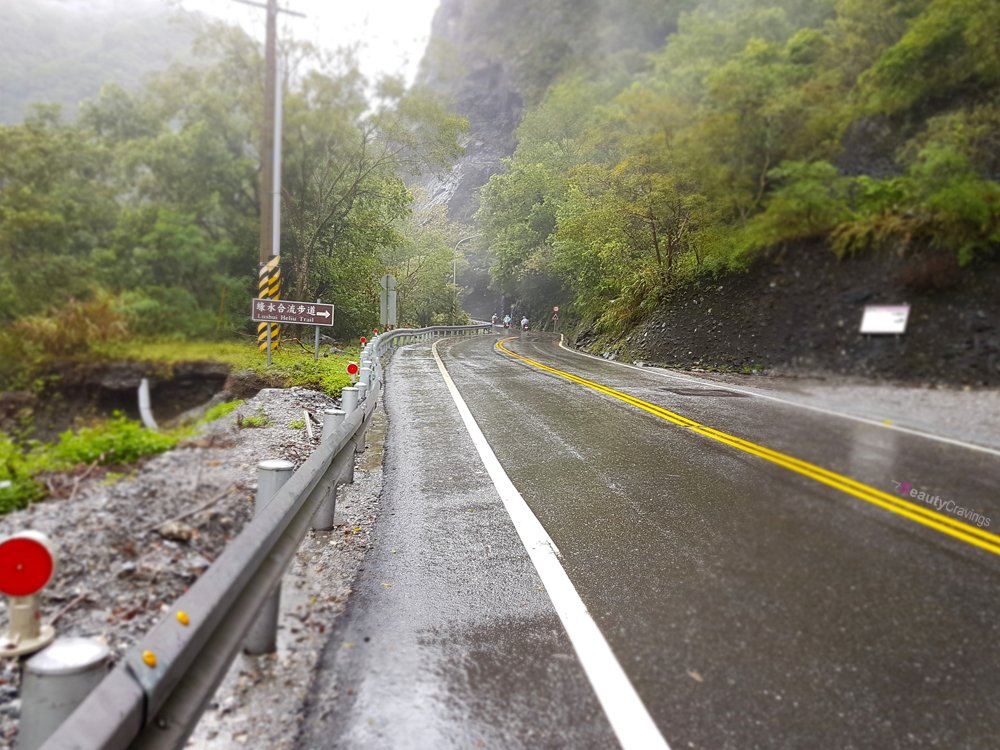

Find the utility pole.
[
  {"left": 451, "top": 233, "right": 481, "bottom": 325},
  {"left": 233, "top": 0, "right": 305, "bottom": 352}
]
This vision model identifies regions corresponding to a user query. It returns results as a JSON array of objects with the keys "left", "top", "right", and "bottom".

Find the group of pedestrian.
[{"left": 491, "top": 313, "right": 529, "bottom": 330}]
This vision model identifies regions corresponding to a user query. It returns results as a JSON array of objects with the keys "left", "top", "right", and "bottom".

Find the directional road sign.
[
  {"left": 252, "top": 299, "right": 334, "bottom": 326},
  {"left": 380, "top": 274, "right": 397, "bottom": 326}
]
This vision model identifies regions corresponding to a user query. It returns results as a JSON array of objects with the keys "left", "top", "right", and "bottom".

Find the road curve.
[{"left": 299, "top": 332, "right": 1000, "bottom": 749}]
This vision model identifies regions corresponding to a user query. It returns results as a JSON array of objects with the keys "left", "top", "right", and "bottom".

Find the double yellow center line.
[{"left": 496, "top": 338, "right": 1000, "bottom": 558}]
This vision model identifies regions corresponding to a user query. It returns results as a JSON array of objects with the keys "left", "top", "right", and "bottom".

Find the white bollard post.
[
  {"left": 18, "top": 638, "right": 111, "bottom": 750},
  {"left": 244, "top": 459, "right": 294, "bottom": 655},
  {"left": 311, "top": 483, "right": 338, "bottom": 530},
  {"left": 312, "top": 409, "right": 347, "bottom": 530},
  {"left": 355, "top": 382, "right": 368, "bottom": 457},
  {"left": 322, "top": 408, "right": 347, "bottom": 438},
  {"left": 341, "top": 386, "right": 359, "bottom": 415}
]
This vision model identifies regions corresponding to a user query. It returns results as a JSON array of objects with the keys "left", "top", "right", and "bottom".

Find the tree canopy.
[
  {"left": 474, "top": 0, "right": 999, "bottom": 333},
  {"left": 0, "top": 23, "right": 468, "bottom": 355}
]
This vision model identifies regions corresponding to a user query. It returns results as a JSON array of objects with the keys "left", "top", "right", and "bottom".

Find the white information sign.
[
  {"left": 252, "top": 298, "right": 334, "bottom": 326},
  {"left": 860, "top": 304, "right": 910, "bottom": 334}
]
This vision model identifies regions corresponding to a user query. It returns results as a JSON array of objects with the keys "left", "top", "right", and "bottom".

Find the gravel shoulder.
[{"left": 0, "top": 386, "right": 385, "bottom": 748}]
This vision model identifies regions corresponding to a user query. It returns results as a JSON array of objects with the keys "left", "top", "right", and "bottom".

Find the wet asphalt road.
[{"left": 298, "top": 333, "right": 1000, "bottom": 749}]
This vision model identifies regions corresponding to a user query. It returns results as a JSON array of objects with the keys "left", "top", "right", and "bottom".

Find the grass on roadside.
[
  {"left": 0, "top": 414, "right": 188, "bottom": 514},
  {"left": 201, "top": 399, "right": 244, "bottom": 424},
  {"left": 93, "top": 339, "right": 358, "bottom": 398},
  {"left": 0, "top": 337, "right": 362, "bottom": 514}
]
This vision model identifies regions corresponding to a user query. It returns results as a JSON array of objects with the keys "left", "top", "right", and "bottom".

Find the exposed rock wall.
[{"left": 584, "top": 247, "right": 1000, "bottom": 386}]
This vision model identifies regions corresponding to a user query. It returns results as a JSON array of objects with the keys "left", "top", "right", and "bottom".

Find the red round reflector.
[{"left": 0, "top": 535, "right": 55, "bottom": 597}]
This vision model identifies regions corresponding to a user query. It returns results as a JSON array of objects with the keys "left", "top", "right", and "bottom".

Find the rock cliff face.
[
  {"left": 415, "top": 0, "right": 679, "bottom": 316},
  {"left": 415, "top": 0, "right": 678, "bottom": 222},
  {"left": 415, "top": 0, "right": 524, "bottom": 223}
]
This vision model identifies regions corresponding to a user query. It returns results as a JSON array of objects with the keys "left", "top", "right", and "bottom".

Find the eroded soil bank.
[
  {"left": 0, "top": 360, "right": 278, "bottom": 441},
  {"left": 581, "top": 247, "right": 1000, "bottom": 387}
]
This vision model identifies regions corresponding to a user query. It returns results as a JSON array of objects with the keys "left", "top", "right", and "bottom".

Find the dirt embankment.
[
  {"left": 582, "top": 245, "right": 1000, "bottom": 386},
  {"left": 0, "top": 361, "right": 279, "bottom": 442}
]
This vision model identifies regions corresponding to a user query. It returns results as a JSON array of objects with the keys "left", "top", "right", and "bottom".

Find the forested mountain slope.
[
  {"left": 421, "top": 0, "right": 1000, "bottom": 383},
  {"left": 0, "top": 0, "right": 201, "bottom": 123}
]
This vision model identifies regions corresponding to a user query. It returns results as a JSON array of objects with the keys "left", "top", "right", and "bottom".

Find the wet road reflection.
[{"left": 444, "top": 333, "right": 1000, "bottom": 749}]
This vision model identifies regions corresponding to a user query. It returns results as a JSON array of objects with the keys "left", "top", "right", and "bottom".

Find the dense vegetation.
[
  {"left": 473, "top": 0, "right": 1000, "bottom": 334},
  {"left": 0, "top": 22, "right": 469, "bottom": 390},
  {"left": 0, "top": 336, "right": 362, "bottom": 513},
  {"left": 0, "top": 415, "right": 182, "bottom": 513},
  {"left": 0, "top": 16, "right": 474, "bottom": 513}
]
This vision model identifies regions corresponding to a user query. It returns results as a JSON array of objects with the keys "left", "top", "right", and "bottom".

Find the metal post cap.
[
  {"left": 25, "top": 637, "right": 110, "bottom": 677},
  {"left": 257, "top": 459, "right": 295, "bottom": 471}
]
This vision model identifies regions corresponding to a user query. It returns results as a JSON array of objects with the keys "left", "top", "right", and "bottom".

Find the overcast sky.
[{"left": 178, "top": 0, "right": 441, "bottom": 83}]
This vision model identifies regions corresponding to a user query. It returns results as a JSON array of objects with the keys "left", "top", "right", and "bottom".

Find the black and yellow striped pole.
[
  {"left": 257, "top": 256, "right": 281, "bottom": 353},
  {"left": 251, "top": 0, "right": 300, "bottom": 360}
]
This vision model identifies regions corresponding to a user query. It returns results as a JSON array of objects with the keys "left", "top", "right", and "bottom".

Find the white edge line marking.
[
  {"left": 432, "top": 338, "right": 671, "bottom": 750},
  {"left": 557, "top": 336, "right": 1000, "bottom": 458}
]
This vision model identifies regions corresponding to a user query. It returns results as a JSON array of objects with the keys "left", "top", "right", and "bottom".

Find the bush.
[
  {"left": 201, "top": 399, "right": 244, "bottom": 423},
  {"left": 0, "top": 434, "right": 45, "bottom": 513},
  {"left": 12, "top": 290, "right": 130, "bottom": 358},
  {"left": 0, "top": 415, "right": 182, "bottom": 515},
  {"left": 239, "top": 413, "right": 269, "bottom": 428},
  {"left": 749, "top": 161, "right": 854, "bottom": 248},
  {"left": 49, "top": 414, "right": 178, "bottom": 467}
]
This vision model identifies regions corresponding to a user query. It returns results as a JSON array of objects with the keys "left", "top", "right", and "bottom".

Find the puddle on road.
[{"left": 358, "top": 405, "right": 388, "bottom": 471}]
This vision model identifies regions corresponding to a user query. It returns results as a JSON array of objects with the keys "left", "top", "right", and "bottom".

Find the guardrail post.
[
  {"left": 244, "top": 459, "right": 294, "bottom": 655},
  {"left": 322, "top": 408, "right": 347, "bottom": 437},
  {"left": 17, "top": 637, "right": 111, "bottom": 750},
  {"left": 310, "top": 409, "right": 348, "bottom": 531},
  {"left": 341, "top": 386, "right": 359, "bottom": 415},
  {"left": 323, "top": 408, "right": 355, "bottom": 484}
]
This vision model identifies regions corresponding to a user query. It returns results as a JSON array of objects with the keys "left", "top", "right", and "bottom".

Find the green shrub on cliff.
[{"left": 476, "top": 0, "right": 1000, "bottom": 332}]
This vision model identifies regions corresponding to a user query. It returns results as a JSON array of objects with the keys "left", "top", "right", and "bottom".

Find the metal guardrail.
[
  {"left": 370, "top": 323, "right": 491, "bottom": 357},
  {"left": 39, "top": 325, "right": 490, "bottom": 750}
]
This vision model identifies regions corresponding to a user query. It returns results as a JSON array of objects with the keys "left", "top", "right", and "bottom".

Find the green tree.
[{"left": 0, "top": 106, "right": 118, "bottom": 322}]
